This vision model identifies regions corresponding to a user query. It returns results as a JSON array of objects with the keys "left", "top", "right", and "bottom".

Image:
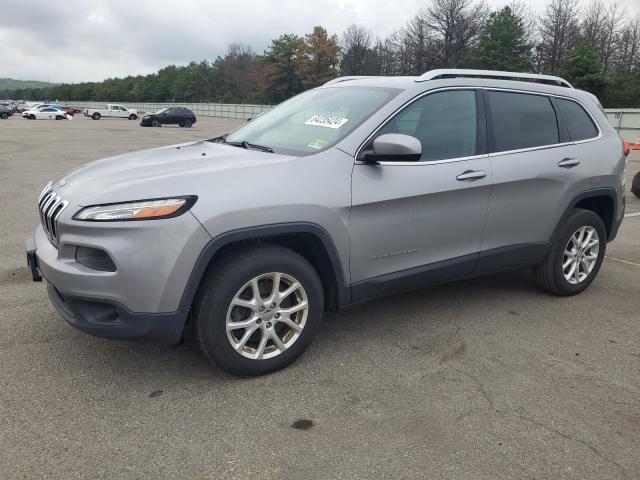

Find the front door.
[{"left": 349, "top": 89, "right": 493, "bottom": 300}]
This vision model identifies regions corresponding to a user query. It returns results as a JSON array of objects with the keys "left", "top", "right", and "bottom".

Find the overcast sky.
[{"left": 1, "top": 0, "right": 639, "bottom": 83}]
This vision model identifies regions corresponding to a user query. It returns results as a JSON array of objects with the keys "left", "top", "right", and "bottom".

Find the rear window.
[
  {"left": 487, "top": 91, "right": 559, "bottom": 152},
  {"left": 554, "top": 98, "right": 598, "bottom": 141}
]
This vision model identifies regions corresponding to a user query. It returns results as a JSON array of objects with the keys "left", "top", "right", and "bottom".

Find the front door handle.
[
  {"left": 456, "top": 170, "right": 487, "bottom": 181},
  {"left": 558, "top": 157, "right": 581, "bottom": 168}
]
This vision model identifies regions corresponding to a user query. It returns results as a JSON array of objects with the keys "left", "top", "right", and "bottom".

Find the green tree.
[
  {"left": 462, "top": 6, "right": 533, "bottom": 71},
  {"left": 296, "top": 26, "right": 340, "bottom": 88},
  {"left": 561, "top": 41, "right": 606, "bottom": 95},
  {"left": 262, "top": 34, "right": 304, "bottom": 103}
]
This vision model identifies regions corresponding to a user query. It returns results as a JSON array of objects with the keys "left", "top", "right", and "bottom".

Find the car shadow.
[{"left": 40, "top": 268, "right": 540, "bottom": 385}]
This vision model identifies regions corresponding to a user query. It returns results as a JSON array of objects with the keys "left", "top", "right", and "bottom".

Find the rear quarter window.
[
  {"left": 554, "top": 98, "right": 599, "bottom": 141},
  {"left": 487, "top": 91, "right": 559, "bottom": 152}
]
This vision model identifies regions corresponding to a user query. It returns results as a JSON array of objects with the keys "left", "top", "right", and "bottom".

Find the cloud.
[{"left": 1, "top": 0, "right": 639, "bottom": 83}]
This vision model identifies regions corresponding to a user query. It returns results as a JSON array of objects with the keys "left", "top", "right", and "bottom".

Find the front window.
[{"left": 225, "top": 86, "right": 401, "bottom": 156}]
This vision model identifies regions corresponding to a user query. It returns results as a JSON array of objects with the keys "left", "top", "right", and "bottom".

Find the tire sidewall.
[
  {"left": 196, "top": 247, "right": 324, "bottom": 376},
  {"left": 551, "top": 209, "right": 607, "bottom": 294}
]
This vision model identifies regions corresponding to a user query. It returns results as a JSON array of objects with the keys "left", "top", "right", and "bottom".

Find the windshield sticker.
[
  {"left": 304, "top": 115, "right": 349, "bottom": 129},
  {"left": 307, "top": 139, "right": 328, "bottom": 150}
]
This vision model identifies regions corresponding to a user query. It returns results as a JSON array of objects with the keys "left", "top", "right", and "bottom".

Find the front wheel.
[
  {"left": 151, "top": 119, "right": 161, "bottom": 127},
  {"left": 92, "top": 112, "right": 100, "bottom": 120},
  {"left": 534, "top": 209, "right": 606, "bottom": 296},
  {"left": 0, "top": 113, "right": 7, "bottom": 120},
  {"left": 28, "top": 114, "right": 36, "bottom": 120},
  {"left": 193, "top": 245, "right": 324, "bottom": 376}
]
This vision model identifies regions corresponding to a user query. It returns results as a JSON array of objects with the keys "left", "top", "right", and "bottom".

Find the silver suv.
[{"left": 27, "top": 69, "right": 627, "bottom": 376}]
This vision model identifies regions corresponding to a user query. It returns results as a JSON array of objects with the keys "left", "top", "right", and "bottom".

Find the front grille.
[{"left": 38, "top": 181, "right": 69, "bottom": 243}]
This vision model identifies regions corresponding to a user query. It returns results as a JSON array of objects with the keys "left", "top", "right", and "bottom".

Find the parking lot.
[{"left": 1, "top": 114, "right": 639, "bottom": 479}]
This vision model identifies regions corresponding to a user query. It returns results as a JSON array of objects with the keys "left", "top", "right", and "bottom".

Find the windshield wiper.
[
  {"left": 229, "top": 140, "right": 274, "bottom": 153},
  {"left": 208, "top": 134, "right": 273, "bottom": 153}
]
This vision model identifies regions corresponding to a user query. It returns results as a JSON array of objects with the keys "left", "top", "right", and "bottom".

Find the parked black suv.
[
  {"left": 140, "top": 107, "right": 196, "bottom": 127},
  {"left": 0, "top": 105, "right": 13, "bottom": 119}
]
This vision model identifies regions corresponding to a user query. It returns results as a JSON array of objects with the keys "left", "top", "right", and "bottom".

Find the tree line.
[{"left": 3, "top": 0, "right": 639, "bottom": 107}]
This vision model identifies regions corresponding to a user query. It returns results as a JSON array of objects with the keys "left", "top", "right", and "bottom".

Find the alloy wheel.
[
  {"left": 562, "top": 226, "right": 600, "bottom": 284},
  {"left": 226, "top": 272, "right": 308, "bottom": 360}
]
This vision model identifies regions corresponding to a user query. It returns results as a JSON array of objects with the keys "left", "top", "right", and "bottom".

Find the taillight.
[{"left": 622, "top": 139, "right": 630, "bottom": 156}]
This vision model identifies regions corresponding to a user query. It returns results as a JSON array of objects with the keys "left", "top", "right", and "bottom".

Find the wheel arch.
[
  {"left": 553, "top": 188, "right": 618, "bottom": 244},
  {"left": 180, "top": 223, "right": 351, "bottom": 311}
]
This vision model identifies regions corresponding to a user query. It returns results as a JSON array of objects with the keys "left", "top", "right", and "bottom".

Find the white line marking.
[
  {"left": 606, "top": 255, "right": 640, "bottom": 267},
  {"left": 624, "top": 211, "right": 640, "bottom": 218}
]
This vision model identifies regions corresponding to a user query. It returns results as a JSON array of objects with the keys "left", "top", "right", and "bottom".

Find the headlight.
[{"left": 73, "top": 196, "right": 197, "bottom": 221}]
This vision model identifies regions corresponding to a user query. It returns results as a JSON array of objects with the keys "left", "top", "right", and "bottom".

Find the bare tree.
[
  {"left": 538, "top": 0, "right": 581, "bottom": 73},
  {"left": 340, "top": 24, "right": 376, "bottom": 75},
  {"left": 581, "top": 1, "right": 625, "bottom": 73},
  {"left": 424, "top": 0, "right": 488, "bottom": 68},
  {"left": 611, "top": 16, "right": 640, "bottom": 74}
]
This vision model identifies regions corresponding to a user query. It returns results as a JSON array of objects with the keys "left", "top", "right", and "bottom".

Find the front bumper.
[
  {"left": 27, "top": 236, "right": 190, "bottom": 345},
  {"left": 27, "top": 209, "right": 211, "bottom": 344},
  {"left": 47, "top": 283, "right": 189, "bottom": 345}
]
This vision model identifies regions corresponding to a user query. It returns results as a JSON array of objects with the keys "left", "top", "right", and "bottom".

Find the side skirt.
[{"left": 349, "top": 243, "right": 549, "bottom": 305}]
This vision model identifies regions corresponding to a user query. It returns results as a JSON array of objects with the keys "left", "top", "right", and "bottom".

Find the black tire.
[
  {"left": 184, "top": 119, "right": 193, "bottom": 128},
  {"left": 151, "top": 119, "right": 161, "bottom": 127},
  {"left": 534, "top": 208, "right": 607, "bottom": 296},
  {"left": 29, "top": 114, "right": 35, "bottom": 120},
  {"left": 129, "top": 114, "right": 137, "bottom": 120},
  {"left": 631, "top": 171, "right": 640, "bottom": 199},
  {"left": 193, "top": 245, "right": 324, "bottom": 376},
  {"left": 92, "top": 112, "right": 100, "bottom": 120},
  {"left": 0, "top": 113, "right": 7, "bottom": 120},
  {"left": 55, "top": 115, "right": 64, "bottom": 120},
  {"left": 179, "top": 122, "right": 185, "bottom": 127}
]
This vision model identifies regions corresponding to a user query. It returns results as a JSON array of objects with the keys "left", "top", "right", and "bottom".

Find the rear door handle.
[
  {"left": 456, "top": 170, "right": 487, "bottom": 181},
  {"left": 558, "top": 157, "right": 581, "bottom": 168}
]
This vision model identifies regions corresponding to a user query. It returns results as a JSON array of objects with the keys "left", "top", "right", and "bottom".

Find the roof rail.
[
  {"left": 416, "top": 69, "right": 574, "bottom": 88},
  {"left": 323, "top": 76, "right": 382, "bottom": 86}
]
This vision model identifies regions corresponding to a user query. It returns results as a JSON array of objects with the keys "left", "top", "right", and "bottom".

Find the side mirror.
[{"left": 361, "top": 133, "right": 422, "bottom": 162}]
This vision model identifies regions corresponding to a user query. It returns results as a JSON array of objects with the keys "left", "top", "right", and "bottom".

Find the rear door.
[
  {"left": 350, "top": 89, "right": 493, "bottom": 299},
  {"left": 478, "top": 89, "right": 592, "bottom": 270}
]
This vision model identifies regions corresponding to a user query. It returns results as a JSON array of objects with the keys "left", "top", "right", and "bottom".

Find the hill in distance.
[{"left": 0, "top": 78, "right": 58, "bottom": 90}]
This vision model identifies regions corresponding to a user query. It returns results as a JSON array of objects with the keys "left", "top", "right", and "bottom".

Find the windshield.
[
  {"left": 225, "top": 86, "right": 401, "bottom": 155},
  {"left": 155, "top": 108, "right": 170, "bottom": 114}
]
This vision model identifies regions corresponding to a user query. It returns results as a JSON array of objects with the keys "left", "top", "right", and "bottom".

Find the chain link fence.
[
  {"left": 604, "top": 109, "right": 640, "bottom": 141},
  {"left": 62, "top": 101, "right": 273, "bottom": 120}
]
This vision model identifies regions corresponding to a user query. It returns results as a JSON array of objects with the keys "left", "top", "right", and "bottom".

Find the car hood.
[{"left": 54, "top": 140, "right": 295, "bottom": 206}]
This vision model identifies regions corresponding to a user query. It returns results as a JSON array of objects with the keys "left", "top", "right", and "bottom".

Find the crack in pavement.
[{"left": 513, "top": 414, "right": 631, "bottom": 480}]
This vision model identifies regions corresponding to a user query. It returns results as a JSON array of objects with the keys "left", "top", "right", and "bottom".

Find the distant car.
[
  {"left": 140, "top": 107, "right": 196, "bottom": 127},
  {"left": 84, "top": 104, "right": 138, "bottom": 120},
  {"left": 0, "top": 106, "right": 13, "bottom": 119},
  {"left": 22, "top": 107, "right": 69, "bottom": 120}
]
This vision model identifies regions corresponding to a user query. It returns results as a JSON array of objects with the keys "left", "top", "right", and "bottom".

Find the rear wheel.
[
  {"left": 92, "top": 112, "right": 101, "bottom": 120},
  {"left": 55, "top": 115, "right": 64, "bottom": 120},
  {"left": 0, "top": 112, "right": 7, "bottom": 119},
  {"left": 179, "top": 122, "right": 185, "bottom": 127},
  {"left": 129, "top": 114, "right": 137, "bottom": 120},
  {"left": 193, "top": 245, "right": 324, "bottom": 376},
  {"left": 534, "top": 209, "right": 606, "bottom": 296},
  {"left": 184, "top": 119, "right": 193, "bottom": 128}
]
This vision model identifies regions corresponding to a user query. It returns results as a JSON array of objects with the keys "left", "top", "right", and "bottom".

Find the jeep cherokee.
[{"left": 27, "top": 69, "right": 627, "bottom": 376}]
